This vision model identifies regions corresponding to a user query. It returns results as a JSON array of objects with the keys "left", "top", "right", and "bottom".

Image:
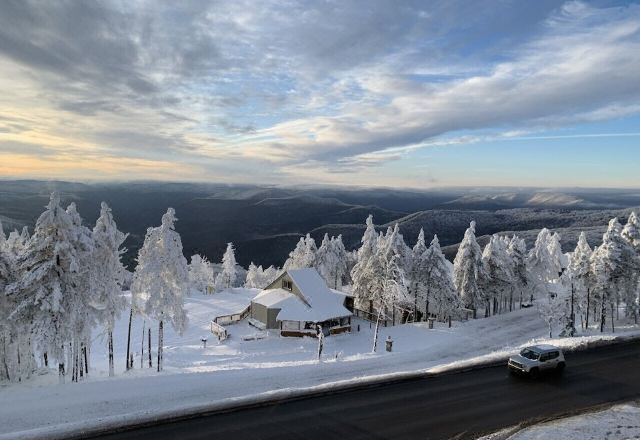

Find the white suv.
[{"left": 508, "top": 345, "right": 565, "bottom": 377}]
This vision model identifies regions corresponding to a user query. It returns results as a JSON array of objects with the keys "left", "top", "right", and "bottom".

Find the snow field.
[{"left": 1, "top": 289, "right": 640, "bottom": 438}]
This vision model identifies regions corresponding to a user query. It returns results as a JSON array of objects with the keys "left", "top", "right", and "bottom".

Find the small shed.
[{"left": 250, "top": 268, "right": 352, "bottom": 337}]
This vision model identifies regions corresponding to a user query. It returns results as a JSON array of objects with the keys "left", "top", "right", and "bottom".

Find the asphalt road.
[{"left": 92, "top": 341, "right": 640, "bottom": 440}]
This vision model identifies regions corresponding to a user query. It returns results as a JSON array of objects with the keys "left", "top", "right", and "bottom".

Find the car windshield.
[{"left": 520, "top": 349, "right": 540, "bottom": 360}]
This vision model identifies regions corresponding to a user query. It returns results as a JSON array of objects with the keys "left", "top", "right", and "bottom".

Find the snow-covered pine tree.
[
  {"left": 283, "top": 234, "right": 317, "bottom": 271},
  {"left": 65, "top": 203, "right": 96, "bottom": 381},
  {"left": 453, "top": 221, "right": 483, "bottom": 316},
  {"left": 330, "top": 235, "right": 349, "bottom": 289},
  {"left": 369, "top": 250, "right": 408, "bottom": 350},
  {"left": 5, "top": 228, "right": 26, "bottom": 259},
  {"left": 132, "top": 208, "right": 189, "bottom": 372},
  {"left": 0, "top": 219, "right": 5, "bottom": 250},
  {"left": 0, "top": 234, "right": 13, "bottom": 381},
  {"left": 622, "top": 211, "right": 640, "bottom": 249},
  {"left": 527, "top": 228, "right": 561, "bottom": 294},
  {"left": 479, "top": 235, "right": 514, "bottom": 316},
  {"left": 188, "top": 254, "right": 214, "bottom": 294},
  {"left": 590, "top": 219, "right": 627, "bottom": 332},
  {"left": 549, "top": 232, "right": 569, "bottom": 275},
  {"left": 7, "top": 192, "right": 79, "bottom": 382},
  {"left": 351, "top": 215, "right": 379, "bottom": 310},
  {"left": 507, "top": 235, "right": 529, "bottom": 309},
  {"left": 315, "top": 234, "right": 349, "bottom": 289},
  {"left": 92, "top": 202, "right": 128, "bottom": 377},
  {"left": 621, "top": 212, "right": 640, "bottom": 322},
  {"left": 424, "top": 235, "right": 460, "bottom": 321},
  {"left": 382, "top": 224, "right": 411, "bottom": 269},
  {"left": 263, "top": 265, "right": 279, "bottom": 286},
  {"left": 315, "top": 234, "right": 334, "bottom": 287},
  {"left": 407, "top": 229, "right": 428, "bottom": 319},
  {"left": 244, "top": 262, "right": 262, "bottom": 288},
  {"left": 566, "top": 232, "right": 593, "bottom": 329},
  {"left": 216, "top": 243, "right": 238, "bottom": 291},
  {"left": 377, "top": 224, "right": 411, "bottom": 313}
]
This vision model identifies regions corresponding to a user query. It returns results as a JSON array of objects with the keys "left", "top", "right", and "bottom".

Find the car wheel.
[
  {"left": 556, "top": 362, "right": 565, "bottom": 374},
  {"left": 529, "top": 367, "right": 539, "bottom": 378}
]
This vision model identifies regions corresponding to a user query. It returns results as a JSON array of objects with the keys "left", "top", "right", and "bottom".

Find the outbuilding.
[{"left": 250, "top": 268, "right": 352, "bottom": 337}]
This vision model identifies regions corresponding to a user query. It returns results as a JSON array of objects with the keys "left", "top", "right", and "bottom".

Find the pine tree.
[
  {"left": 507, "top": 235, "right": 529, "bottom": 310},
  {"left": 189, "top": 254, "right": 214, "bottom": 293},
  {"left": 132, "top": 208, "right": 189, "bottom": 372},
  {"left": 425, "top": 235, "right": 461, "bottom": 321},
  {"left": 527, "top": 229, "right": 563, "bottom": 290},
  {"left": 621, "top": 212, "right": 640, "bottom": 322},
  {"left": 283, "top": 234, "right": 317, "bottom": 271},
  {"left": 351, "top": 215, "right": 379, "bottom": 310},
  {"left": 453, "top": 221, "right": 483, "bottom": 315},
  {"left": 216, "top": 243, "right": 238, "bottom": 291},
  {"left": 0, "top": 236, "right": 14, "bottom": 381},
  {"left": 407, "top": 229, "right": 428, "bottom": 319},
  {"left": 65, "top": 203, "right": 96, "bottom": 381},
  {"left": 92, "top": 202, "right": 128, "bottom": 377},
  {"left": 590, "top": 219, "right": 627, "bottom": 332},
  {"left": 479, "top": 235, "right": 514, "bottom": 316},
  {"left": 315, "top": 234, "right": 348, "bottom": 289},
  {"left": 0, "top": 219, "right": 6, "bottom": 250},
  {"left": 566, "top": 232, "right": 593, "bottom": 329},
  {"left": 263, "top": 265, "right": 279, "bottom": 286},
  {"left": 244, "top": 262, "right": 262, "bottom": 288},
  {"left": 7, "top": 192, "right": 79, "bottom": 382}
]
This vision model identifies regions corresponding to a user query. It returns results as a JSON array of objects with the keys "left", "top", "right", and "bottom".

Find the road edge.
[{"left": 3, "top": 335, "right": 640, "bottom": 440}]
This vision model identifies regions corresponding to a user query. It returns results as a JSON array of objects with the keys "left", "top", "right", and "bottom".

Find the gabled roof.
[{"left": 253, "top": 268, "right": 352, "bottom": 323}]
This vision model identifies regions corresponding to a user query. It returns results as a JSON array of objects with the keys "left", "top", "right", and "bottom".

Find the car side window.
[
  {"left": 539, "top": 354, "right": 549, "bottom": 362},
  {"left": 549, "top": 351, "right": 559, "bottom": 359}
]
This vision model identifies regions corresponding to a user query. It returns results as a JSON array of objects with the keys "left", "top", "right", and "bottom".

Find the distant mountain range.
[{"left": 0, "top": 180, "right": 638, "bottom": 268}]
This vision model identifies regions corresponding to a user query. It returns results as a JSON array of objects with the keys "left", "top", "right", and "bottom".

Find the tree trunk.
[
  {"left": 148, "top": 328, "right": 152, "bottom": 368},
  {"left": 125, "top": 307, "right": 133, "bottom": 371},
  {"left": 79, "top": 342, "right": 84, "bottom": 380},
  {"left": 157, "top": 320, "right": 164, "bottom": 372},
  {"left": 84, "top": 345, "right": 89, "bottom": 377},
  {"left": 585, "top": 288, "right": 590, "bottom": 329},
  {"left": 372, "top": 310, "right": 382, "bottom": 353},
  {"left": 519, "top": 290, "right": 523, "bottom": 309},
  {"left": 141, "top": 321, "right": 145, "bottom": 369},
  {"left": 108, "top": 330, "right": 114, "bottom": 377},
  {"left": 600, "top": 294, "right": 606, "bottom": 333},
  {"left": 611, "top": 303, "right": 615, "bottom": 333},
  {"left": 509, "top": 289, "right": 513, "bottom": 312}
]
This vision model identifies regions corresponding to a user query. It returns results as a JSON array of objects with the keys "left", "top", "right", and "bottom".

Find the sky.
[{"left": 0, "top": 0, "right": 639, "bottom": 189}]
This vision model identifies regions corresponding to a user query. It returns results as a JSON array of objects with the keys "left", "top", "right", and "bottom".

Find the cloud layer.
[{"left": 0, "top": 0, "right": 639, "bottom": 185}]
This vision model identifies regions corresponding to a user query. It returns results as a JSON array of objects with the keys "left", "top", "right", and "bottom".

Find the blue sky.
[{"left": 0, "top": 0, "right": 638, "bottom": 188}]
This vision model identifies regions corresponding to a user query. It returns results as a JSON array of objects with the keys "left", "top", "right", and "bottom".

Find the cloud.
[{"left": 0, "top": 1, "right": 639, "bottom": 185}]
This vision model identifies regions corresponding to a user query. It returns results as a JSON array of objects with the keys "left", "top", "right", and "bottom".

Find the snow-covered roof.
[
  {"left": 253, "top": 268, "right": 352, "bottom": 323},
  {"left": 252, "top": 288, "right": 294, "bottom": 308}
]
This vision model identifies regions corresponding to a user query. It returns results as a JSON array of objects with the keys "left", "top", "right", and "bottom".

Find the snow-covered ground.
[
  {"left": 495, "top": 402, "right": 640, "bottom": 440},
  {"left": 1, "top": 290, "right": 639, "bottom": 439}
]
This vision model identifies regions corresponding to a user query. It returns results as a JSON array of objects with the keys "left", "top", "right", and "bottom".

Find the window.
[
  {"left": 282, "top": 279, "right": 293, "bottom": 290},
  {"left": 520, "top": 349, "right": 539, "bottom": 360}
]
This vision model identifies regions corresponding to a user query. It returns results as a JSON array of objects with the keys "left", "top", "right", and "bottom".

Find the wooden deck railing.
[{"left": 214, "top": 304, "right": 251, "bottom": 325}]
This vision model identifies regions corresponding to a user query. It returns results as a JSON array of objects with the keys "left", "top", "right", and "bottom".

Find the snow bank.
[{"left": 497, "top": 402, "right": 640, "bottom": 440}]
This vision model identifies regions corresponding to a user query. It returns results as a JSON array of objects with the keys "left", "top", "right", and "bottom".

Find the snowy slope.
[
  {"left": 1, "top": 291, "right": 639, "bottom": 437},
  {"left": 506, "top": 402, "right": 640, "bottom": 440}
]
